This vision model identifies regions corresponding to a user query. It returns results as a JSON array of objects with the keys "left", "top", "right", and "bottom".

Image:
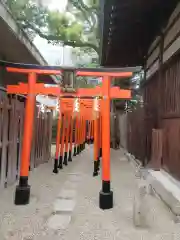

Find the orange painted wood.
[
  {"left": 102, "top": 76, "right": 111, "bottom": 181},
  {"left": 94, "top": 117, "right": 99, "bottom": 161},
  {"left": 65, "top": 114, "right": 71, "bottom": 153},
  {"left": 69, "top": 116, "right": 73, "bottom": 151},
  {"left": 81, "top": 117, "right": 84, "bottom": 145},
  {"left": 99, "top": 115, "right": 102, "bottom": 150},
  {"left": 7, "top": 84, "right": 60, "bottom": 95},
  {"left": 110, "top": 87, "right": 131, "bottom": 99},
  {"left": 89, "top": 121, "right": 92, "bottom": 140},
  {"left": 55, "top": 104, "right": 61, "bottom": 159},
  {"left": 20, "top": 73, "right": 36, "bottom": 177},
  {"left": 76, "top": 71, "right": 133, "bottom": 78},
  {"left": 91, "top": 120, "right": 94, "bottom": 140},
  {"left": 7, "top": 84, "right": 131, "bottom": 99},
  {"left": 75, "top": 117, "right": 79, "bottom": 148},
  {"left": 6, "top": 67, "right": 61, "bottom": 75},
  {"left": 60, "top": 114, "right": 66, "bottom": 157}
]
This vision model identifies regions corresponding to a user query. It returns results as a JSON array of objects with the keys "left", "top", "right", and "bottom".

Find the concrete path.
[{"left": 0, "top": 145, "right": 180, "bottom": 239}]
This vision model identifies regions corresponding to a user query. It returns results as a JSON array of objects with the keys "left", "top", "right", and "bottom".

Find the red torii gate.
[
  {"left": 7, "top": 83, "right": 131, "bottom": 99},
  {"left": 3, "top": 61, "right": 134, "bottom": 210},
  {"left": 7, "top": 83, "right": 131, "bottom": 176}
]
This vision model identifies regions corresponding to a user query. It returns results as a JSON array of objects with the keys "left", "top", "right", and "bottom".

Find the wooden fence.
[
  {"left": 30, "top": 108, "right": 53, "bottom": 169},
  {"left": 110, "top": 112, "right": 120, "bottom": 149},
  {"left": 0, "top": 92, "right": 53, "bottom": 191},
  {"left": 125, "top": 53, "right": 180, "bottom": 180},
  {"left": 127, "top": 106, "right": 147, "bottom": 164},
  {"left": 119, "top": 113, "right": 127, "bottom": 149}
]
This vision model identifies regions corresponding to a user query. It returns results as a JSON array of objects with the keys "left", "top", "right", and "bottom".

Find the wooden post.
[
  {"left": 88, "top": 121, "right": 91, "bottom": 144},
  {"left": 63, "top": 113, "right": 71, "bottom": 166},
  {"left": 80, "top": 116, "right": 84, "bottom": 152},
  {"left": 93, "top": 116, "right": 99, "bottom": 177},
  {"left": 77, "top": 117, "right": 80, "bottom": 155},
  {"left": 73, "top": 117, "right": 77, "bottom": 156},
  {"left": 82, "top": 117, "right": 86, "bottom": 150},
  {"left": 15, "top": 72, "right": 36, "bottom": 205},
  {"left": 99, "top": 75, "right": 113, "bottom": 210},
  {"left": 91, "top": 120, "right": 94, "bottom": 143},
  {"left": 93, "top": 97, "right": 100, "bottom": 177},
  {"left": 80, "top": 116, "right": 83, "bottom": 151},
  {"left": 59, "top": 114, "right": 65, "bottom": 169},
  {"left": 68, "top": 116, "right": 73, "bottom": 162},
  {"left": 53, "top": 99, "right": 61, "bottom": 173},
  {"left": 86, "top": 121, "right": 89, "bottom": 144},
  {"left": 99, "top": 114, "right": 102, "bottom": 157},
  {"left": 78, "top": 117, "right": 81, "bottom": 153}
]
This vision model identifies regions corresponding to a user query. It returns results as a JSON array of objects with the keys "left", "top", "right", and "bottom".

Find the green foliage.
[
  {"left": 76, "top": 76, "right": 94, "bottom": 88},
  {"left": 6, "top": 0, "right": 99, "bottom": 53},
  {"left": 6, "top": 0, "right": 101, "bottom": 89},
  {"left": 75, "top": 61, "right": 100, "bottom": 88},
  {"left": 66, "top": 23, "right": 83, "bottom": 41}
]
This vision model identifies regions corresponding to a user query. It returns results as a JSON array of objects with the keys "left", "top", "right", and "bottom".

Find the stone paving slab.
[
  {"left": 63, "top": 180, "right": 78, "bottom": 189},
  {"left": 67, "top": 172, "right": 82, "bottom": 176},
  {"left": 68, "top": 174, "right": 82, "bottom": 182},
  {"left": 53, "top": 199, "right": 76, "bottom": 213},
  {"left": 47, "top": 214, "right": 72, "bottom": 230},
  {"left": 58, "top": 189, "right": 77, "bottom": 199}
]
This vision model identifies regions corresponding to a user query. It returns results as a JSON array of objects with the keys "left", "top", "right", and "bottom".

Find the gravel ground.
[{"left": 0, "top": 145, "right": 180, "bottom": 240}]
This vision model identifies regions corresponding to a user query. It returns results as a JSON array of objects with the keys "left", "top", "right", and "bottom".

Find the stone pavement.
[{"left": 0, "top": 145, "right": 180, "bottom": 239}]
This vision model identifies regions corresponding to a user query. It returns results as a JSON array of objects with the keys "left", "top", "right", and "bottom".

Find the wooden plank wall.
[
  {"left": 118, "top": 113, "right": 127, "bottom": 149},
  {"left": 0, "top": 93, "right": 24, "bottom": 190},
  {"left": 0, "top": 92, "right": 53, "bottom": 191},
  {"left": 127, "top": 105, "right": 146, "bottom": 164},
  {"left": 127, "top": 2, "right": 180, "bottom": 179}
]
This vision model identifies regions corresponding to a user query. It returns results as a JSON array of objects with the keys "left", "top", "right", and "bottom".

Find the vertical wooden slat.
[
  {"left": 48, "top": 111, "right": 53, "bottom": 161},
  {"left": 36, "top": 113, "right": 40, "bottom": 166},
  {"left": 39, "top": 115, "right": 42, "bottom": 164},
  {"left": 0, "top": 93, "right": 54, "bottom": 191},
  {"left": 17, "top": 101, "right": 24, "bottom": 179},
  {"left": 12, "top": 98, "right": 18, "bottom": 183},
  {"left": 7, "top": 97, "right": 14, "bottom": 185},
  {"left": 42, "top": 116, "right": 45, "bottom": 163},
  {"left": 16, "top": 101, "right": 22, "bottom": 179},
  {"left": 34, "top": 107, "right": 39, "bottom": 167},
  {"left": 0, "top": 101, "right": 3, "bottom": 190},
  {"left": 30, "top": 104, "right": 37, "bottom": 170},
  {"left": 0, "top": 97, "right": 8, "bottom": 190}
]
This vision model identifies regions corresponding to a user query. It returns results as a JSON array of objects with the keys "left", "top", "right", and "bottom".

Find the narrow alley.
[{"left": 0, "top": 145, "right": 179, "bottom": 240}]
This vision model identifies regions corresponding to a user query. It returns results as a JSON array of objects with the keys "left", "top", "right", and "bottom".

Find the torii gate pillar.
[
  {"left": 99, "top": 75, "right": 113, "bottom": 209},
  {"left": 15, "top": 73, "right": 36, "bottom": 205}
]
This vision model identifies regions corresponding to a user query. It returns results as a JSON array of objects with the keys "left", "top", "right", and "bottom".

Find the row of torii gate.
[{"left": 1, "top": 61, "right": 137, "bottom": 210}]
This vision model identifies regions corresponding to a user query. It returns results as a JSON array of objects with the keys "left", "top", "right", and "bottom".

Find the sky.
[
  {"left": 33, "top": 0, "right": 73, "bottom": 66},
  {"left": 34, "top": 36, "right": 74, "bottom": 66},
  {"left": 41, "top": 0, "right": 68, "bottom": 12}
]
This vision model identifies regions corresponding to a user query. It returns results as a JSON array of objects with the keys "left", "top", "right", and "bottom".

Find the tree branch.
[
  {"left": 67, "top": 1, "right": 92, "bottom": 27},
  {"left": 69, "top": 0, "right": 97, "bottom": 30},
  {"left": 23, "top": 22, "right": 99, "bottom": 53}
]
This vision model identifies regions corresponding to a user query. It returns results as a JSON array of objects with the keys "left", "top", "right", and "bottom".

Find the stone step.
[{"left": 145, "top": 169, "right": 180, "bottom": 216}]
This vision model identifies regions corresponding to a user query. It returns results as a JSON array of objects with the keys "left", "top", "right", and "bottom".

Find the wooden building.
[{"left": 100, "top": 0, "right": 180, "bottom": 180}]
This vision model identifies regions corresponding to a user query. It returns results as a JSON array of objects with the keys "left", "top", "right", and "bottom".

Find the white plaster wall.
[
  {"left": 147, "top": 46, "right": 160, "bottom": 68},
  {"left": 164, "top": 16, "right": 180, "bottom": 48},
  {"left": 146, "top": 60, "right": 159, "bottom": 80},
  {"left": 148, "top": 36, "right": 160, "bottom": 55}
]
